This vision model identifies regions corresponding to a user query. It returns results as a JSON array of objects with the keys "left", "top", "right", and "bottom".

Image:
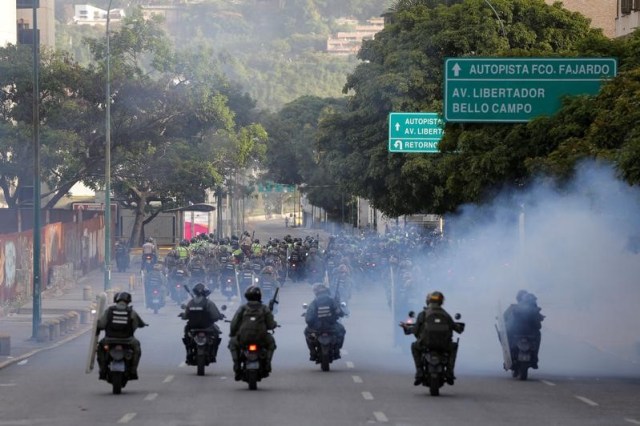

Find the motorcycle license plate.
[
  {"left": 246, "top": 361, "right": 260, "bottom": 369},
  {"left": 110, "top": 360, "right": 126, "bottom": 372},
  {"left": 152, "top": 298, "right": 160, "bottom": 304}
]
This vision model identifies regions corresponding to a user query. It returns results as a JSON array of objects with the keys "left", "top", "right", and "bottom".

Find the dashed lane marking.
[
  {"left": 362, "top": 391, "right": 374, "bottom": 400},
  {"left": 625, "top": 418, "right": 640, "bottom": 425},
  {"left": 575, "top": 395, "right": 599, "bottom": 407},
  {"left": 163, "top": 375, "right": 174, "bottom": 383},
  {"left": 117, "top": 413, "right": 137, "bottom": 424},
  {"left": 541, "top": 380, "right": 556, "bottom": 386},
  {"left": 373, "top": 412, "right": 389, "bottom": 423},
  {"left": 17, "top": 360, "right": 28, "bottom": 366},
  {"left": 0, "top": 383, "right": 16, "bottom": 387},
  {"left": 144, "top": 393, "right": 158, "bottom": 401},
  {"left": 346, "top": 361, "right": 355, "bottom": 369},
  {"left": 352, "top": 376, "right": 363, "bottom": 384}
]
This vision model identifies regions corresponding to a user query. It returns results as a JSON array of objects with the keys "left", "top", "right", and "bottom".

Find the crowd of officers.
[{"left": 96, "top": 227, "right": 543, "bottom": 386}]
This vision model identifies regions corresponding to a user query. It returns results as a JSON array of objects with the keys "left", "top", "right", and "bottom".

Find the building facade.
[
  {"left": 544, "top": 0, "right": 617, "bottom": 38},
  {"left": 616, "top": 0, "right": 640, "bottom": 36},
  {"left": 0, "top": 3, "right": 17, "bottom": 47}
]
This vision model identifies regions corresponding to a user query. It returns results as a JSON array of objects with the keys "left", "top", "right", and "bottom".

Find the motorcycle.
[
  {"left": 142, "top": 253, "right": 155, "bottom": 273},
  {"left": 169, "top": 268, "right": 189, "bottom": 304},
  {"left": 288, "top": 252, "right": 302, "bottom": 282},
  {"left": 185, "top": 327, "right": 222, "bottom": 376},
  {"left": 509, "top": 334, "right": 536, "bottom": 381},
  {"left": 115, "top": 245, "right": 129, "bottom": 272},
  {"left": 220, "top": 266, "right": 238, "bottom": 301},
  {"left": 100, "top": 338, "right": 136, "bottom": 395},
  {"left": 239, "top": 270, "right": 258, "bottom": 295},
  {"left": 146, "top": 283, "right": 165, "bottom": 314},
  {"left": 238, "top": 338, "right": 273, "bottom": 390},
  {"left": 400, "top": 311, "right": 465, "bottom": 396}
]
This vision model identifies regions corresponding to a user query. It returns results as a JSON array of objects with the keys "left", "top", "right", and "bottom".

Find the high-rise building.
[
  {"left": 0, "top": 2, "right": 18, "bottom": 46},
  {"left": 1, "top": 0, "right": 55, "bottom": 49}
]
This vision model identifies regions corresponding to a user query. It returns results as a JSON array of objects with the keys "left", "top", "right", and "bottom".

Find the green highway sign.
[
  {"left": 388, "top": 112, "right": 444, "bottom": 153},
  {"left": 256, "top": 182, "right": 295, "bottom": 193},
  {"left": 444, "top": 57, "right": 617, "bottom": 122}
]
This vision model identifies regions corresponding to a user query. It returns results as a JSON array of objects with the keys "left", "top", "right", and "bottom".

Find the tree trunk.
[{"left": 129, "top": 193, "right": 147, "bottom": 247}]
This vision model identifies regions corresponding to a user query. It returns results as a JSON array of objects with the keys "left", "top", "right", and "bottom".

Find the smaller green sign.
[
  {"left": 388, "top": 112, "right": 444, "bottom": 153},
  {"left": 256, "top": 182, "right": 296, "bottom": 193}
]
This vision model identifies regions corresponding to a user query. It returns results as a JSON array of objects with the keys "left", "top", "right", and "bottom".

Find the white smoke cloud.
[{"left": 423, "top": 161, "right": 640, "bottom": 376}]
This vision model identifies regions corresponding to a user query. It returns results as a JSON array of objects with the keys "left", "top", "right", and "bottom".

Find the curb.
[{"left": 0, "top": 322, "right": 92, "bottom": 370}]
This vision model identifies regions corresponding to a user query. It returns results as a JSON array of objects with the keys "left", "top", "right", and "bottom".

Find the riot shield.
[
  {"left": 85, "top": 292, "right": 107, "bottom": 374},
  {"left": 495, "top": 302, "right": 512, "bottom": 371}
]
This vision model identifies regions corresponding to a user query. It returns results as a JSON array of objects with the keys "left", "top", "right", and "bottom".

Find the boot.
[{"left": 414, "top": 371, "right": 423, "bottom": 386}]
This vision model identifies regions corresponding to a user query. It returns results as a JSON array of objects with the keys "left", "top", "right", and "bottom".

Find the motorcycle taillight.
[{"left": 248, "top": 344, "right": 258, "bottom": 352}]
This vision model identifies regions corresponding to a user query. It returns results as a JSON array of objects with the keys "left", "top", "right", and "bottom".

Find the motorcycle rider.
[
  {"left": 144, "top": 263, "right": 166, "bottom": 308},
  {"left": 304, "top": 283, "right": 346, "bottom": 361},
  {"left": 96, "top": 292, "right": 147, "bottom": 380},
  {"left": 228, "top": 286, "right": 277, "bottom": 381},
  {"left": 406, "top": 291, "right": 459, "bottom": 386},
  {"left": 179, "top": 283, "right": 225, "bottom": 364},
  {"left": 503, "top": 290, "right": 544, "bottom": 368},
  {"left": 141, "top": 237, "right": 157, "bottom": 270}
]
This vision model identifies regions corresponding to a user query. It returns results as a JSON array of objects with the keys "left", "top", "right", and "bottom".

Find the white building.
[
  {"left": 616, "top": 0, "right": 640, "bottom": 36},
  {"left": 73, "top": 5, "right": 125, "bottom": 26}
]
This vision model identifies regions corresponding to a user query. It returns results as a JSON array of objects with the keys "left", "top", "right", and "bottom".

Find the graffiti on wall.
[{"left": 0, "top": 216, "right": 104, "bottom": 306}]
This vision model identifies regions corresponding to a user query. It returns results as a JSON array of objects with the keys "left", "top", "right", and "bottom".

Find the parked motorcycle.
[
  {"left": 100, "top": 338, "right": 136, "bottom": 395},
  {"left": 400, "top": 311, "right": 465, "bottom": 396}
]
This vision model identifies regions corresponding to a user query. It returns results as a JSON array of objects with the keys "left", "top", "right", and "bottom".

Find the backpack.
[
  {"left": 237, "top": 305, "right": 268, "bottom": 345},
  {"left": 419, "top": 309, "right": 452, "bottom": 351}
]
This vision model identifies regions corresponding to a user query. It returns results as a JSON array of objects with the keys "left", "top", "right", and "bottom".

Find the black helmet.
[
  {"left": 192, "top": 283, "right": 210, "bottom": 297},
  {"left": 244, "top": 286, "right": 262, "bottom": 302},
  {"left": 190, "top": 237, "right": 197, "bottom": 244},
  {"left": 114, "top": 291, "right": 132, "bottom": 304},
  {"left": 426, "top": 291, "right": 444, "bottom": 306},
  {"left": 312, "top": 283, "right": 329, "bottom": 296},
  {"left": 180, "top": 239, "right": 189, "bottom": 247},
  {"left": 516, "top": 289, "right": 529, "bottom": 303}
]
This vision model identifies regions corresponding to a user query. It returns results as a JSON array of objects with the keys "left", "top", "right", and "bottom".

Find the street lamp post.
[
  {"left": 104, "top": 0, "right": 114, "bottom": 291},
  {"left": 31, "top": 0, "right": 41, "bottom": 340},
  {"left": 483, "top": 0, "right": 506, "bottom": 37}
]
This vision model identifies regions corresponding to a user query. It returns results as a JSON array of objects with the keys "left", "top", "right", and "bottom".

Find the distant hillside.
[{"left": 54, "top": 0, "right": 392, "bottom": 110}]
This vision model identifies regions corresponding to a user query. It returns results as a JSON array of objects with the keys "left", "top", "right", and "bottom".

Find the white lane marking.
[
  {"left": 625, "top": 418, "right": 640, "bottom": 425},
  {"left": 163, "top": 375, "right": 174, "bottom": 383},
  {"left": 352, "top": 375, "right": 363, "bottom": 384},
  {"left": 346, "top": 361, "right": 355, "bottom": 369},
  {"left": 575, "top": 395, "right": 599, "bottom": 407},
  {"left": 0, "top": 383, "right": 16, "bottom": 387},
  {"left": 373, "top": 412, "right": 389, "bottom": 423},
  {"left": 17, "top": 360, "right": 28, "bottom": 366},
  {"left": 117, "top": 413, "right": 137, "bottom": 424},
  {"left": 144, "top": 393, "right": 158, "bottom": 401},
  {"left": 362, "top": 391, "right": 374, "bottom": 400},
  {"left": 541, "top": 380, "right": 556, "bottom": 386},
  {"left": 0, "top": 421, "right": 35, "bottom": 425}
]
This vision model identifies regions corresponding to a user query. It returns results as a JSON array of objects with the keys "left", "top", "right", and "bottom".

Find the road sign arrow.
[
  {"left": 452, "top": 63, "right": 461, "bottom": 77},
  {"left": 395, "top": 123, "right": 400, "bottom": 131}
]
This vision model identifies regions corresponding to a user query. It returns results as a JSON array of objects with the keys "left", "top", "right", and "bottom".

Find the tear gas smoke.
[{"left": 417, "top": 161, "right": 640, "bottom": 376}]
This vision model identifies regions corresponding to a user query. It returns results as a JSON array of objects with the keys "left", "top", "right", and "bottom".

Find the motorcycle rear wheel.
[
  {"left": 246, "top": 370, "right": 258, "bottom": 390},
  {"left": 517, "top": 365, "right": 528, "bottom": 381},
  {"left": 111, "top": 372, "right": 123, "bottom": 395},
  {"left": 196, "top": 353, "right": 206, "bottom": 376}
]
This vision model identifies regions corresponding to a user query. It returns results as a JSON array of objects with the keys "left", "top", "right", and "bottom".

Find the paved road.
[{"left": 1, "top": 219, "right": 639, "bottom": 425}]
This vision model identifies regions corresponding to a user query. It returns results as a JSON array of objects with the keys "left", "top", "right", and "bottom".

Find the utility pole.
[{"left": 31, "top": 0, "right": 41, "bottom": 340}]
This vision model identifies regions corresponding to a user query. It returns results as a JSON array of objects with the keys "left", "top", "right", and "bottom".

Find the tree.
[{"left": 316, "top": 0, "right": 613, "bottom": 216}]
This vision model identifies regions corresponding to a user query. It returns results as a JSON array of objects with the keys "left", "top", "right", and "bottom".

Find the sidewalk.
[{"left": 0, "top": 267, "right": 140, "bottom": 370}]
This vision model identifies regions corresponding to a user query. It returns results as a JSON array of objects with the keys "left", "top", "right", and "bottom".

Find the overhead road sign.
[
  {"left": 388, "top": 112, "right": 444, "bottom": 153},
  {"left": 444, "top": 57, "right": 617, "bottom": 123}
]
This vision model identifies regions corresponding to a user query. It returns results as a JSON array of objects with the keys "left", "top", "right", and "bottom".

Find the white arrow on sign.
[
  {"left": 452, "top": 63, "right": 461, "bottom": 77},
  {"left": 394, "top": 140, "right": 403, "bottom": 150},
  {"left": 395, "top": 123, "right": 401, "bottom": 131}
]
